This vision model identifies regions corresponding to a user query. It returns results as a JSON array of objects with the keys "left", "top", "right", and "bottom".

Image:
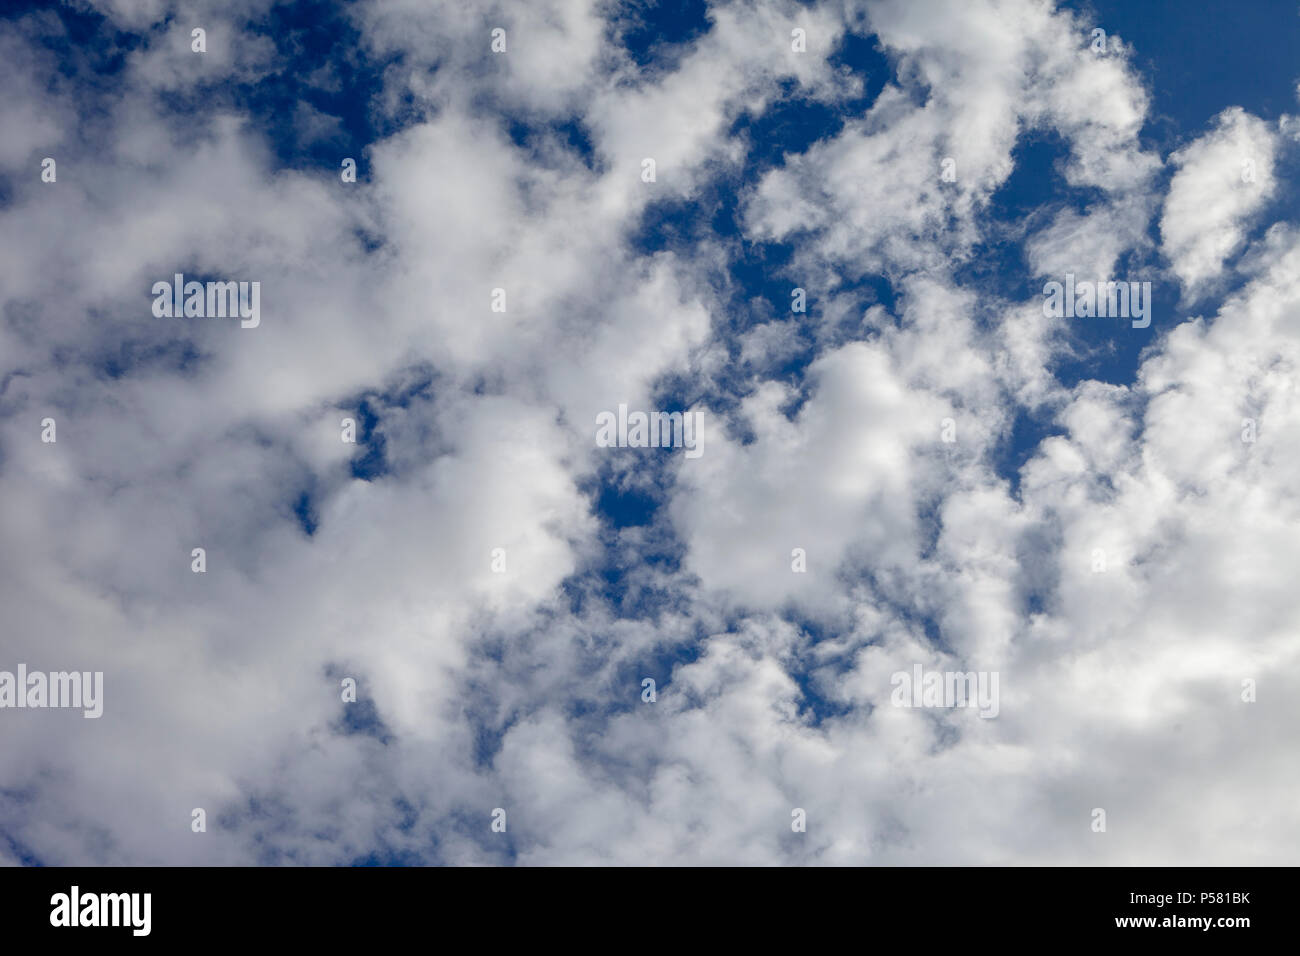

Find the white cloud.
[
  {"left": 2, "top": 0, "right": 1298, "bottom": 867},
  {"left": 1160, "top": 107, "right": 1279, "bottom": 300}
]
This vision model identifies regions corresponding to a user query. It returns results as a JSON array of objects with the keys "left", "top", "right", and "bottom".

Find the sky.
[{"left": 1, "top": 0, "right": 1298, "bottom": 866}]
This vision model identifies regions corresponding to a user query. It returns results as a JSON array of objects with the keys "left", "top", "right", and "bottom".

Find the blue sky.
[{"left": 1, "top": 0, "right": 1299, "bottom": 866}]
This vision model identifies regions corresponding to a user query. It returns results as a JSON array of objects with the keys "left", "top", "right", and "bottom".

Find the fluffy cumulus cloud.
[
  {"left": 0, "top": 0, "right": 1297, "bottom": 865},
  {"left": 1160, "top": 107, "right": 1279, "bottom": 300}
]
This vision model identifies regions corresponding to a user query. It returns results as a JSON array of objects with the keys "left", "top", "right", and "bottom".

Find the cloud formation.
[{"left": 1, "top": 0, "right": 1297, "bottom": 865}]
